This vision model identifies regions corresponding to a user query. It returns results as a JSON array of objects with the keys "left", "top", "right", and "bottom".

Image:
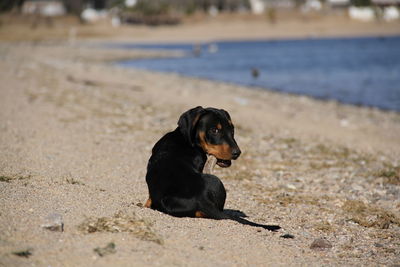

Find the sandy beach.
[{"left": 1, "top": 14, "right": 400, "bottom": 266}]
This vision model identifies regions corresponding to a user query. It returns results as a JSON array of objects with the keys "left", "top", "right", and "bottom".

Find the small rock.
[
  {"left": 41, "top": 213, "right": 64, "bottom": 232},
  {"left": 286, "top": 184, "right": 297, "bottom": 190},
  {"left": 340, "top": 119, "right": 349, "bottom": 127},
  {"left": 351, "top": 184, "right": 364, "bottom": 191},
  {"left": 280, "top": 233, "right": 295, "bottom": 239},
  {"left": 310, "top": 238, "right": 332, "bottom": 250},
  {"left": 94, "top": 242, "right": 116, "bottom": 257}
]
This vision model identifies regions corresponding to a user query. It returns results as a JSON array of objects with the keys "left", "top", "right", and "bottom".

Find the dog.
[{"left": 144, "top": 106, "right": 280, "bottom": 231}]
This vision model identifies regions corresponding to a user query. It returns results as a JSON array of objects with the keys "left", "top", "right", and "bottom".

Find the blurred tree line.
[
  {"left": 0, "top": 0, "right": 250, "bottom": 14},
  {"left": 114, "top": 0, "right": 251, "bottom": 15},
  {"left": 0, "top": 0, "right": 25, "bottom": 12},
  {"left": 351, "top": 0, "right": 372, "bottom": 6},
  {"left": 0, "top": 0, "right": 374, "bottom": 14}
]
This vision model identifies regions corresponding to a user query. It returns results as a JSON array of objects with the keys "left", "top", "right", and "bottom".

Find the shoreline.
[
  {"left": 113, "top": 35, "right": 400, "bottom": 113},
  {"left": 118, "top": 65, "right": 400, "bottom": 114},
  {"left": 106, "top": 32, "right": 400, "bottom": 45}
]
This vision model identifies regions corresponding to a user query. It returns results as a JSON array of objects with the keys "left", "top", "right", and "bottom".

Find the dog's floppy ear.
[
  {"left": 178, "top": 106, "right": 205, "bottom": 146},
  {"left": 220, "top": 109, "right": 232, "bottom": 122}
]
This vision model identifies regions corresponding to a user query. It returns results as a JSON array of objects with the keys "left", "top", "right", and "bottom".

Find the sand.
[{"left": 0, "top": 15, "right": 400, "bottom": 266}]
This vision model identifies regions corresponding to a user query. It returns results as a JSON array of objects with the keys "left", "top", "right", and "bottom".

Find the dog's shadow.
[{"left": 223, "top": 209, "right": 281, "bottom": 232}]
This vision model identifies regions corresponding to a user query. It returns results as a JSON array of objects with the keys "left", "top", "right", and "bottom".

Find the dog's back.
[{"left": 146, "top": 127, "right": 208, "bottom": 217}]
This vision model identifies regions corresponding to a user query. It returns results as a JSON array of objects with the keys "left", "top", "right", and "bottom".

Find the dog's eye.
[{"left": 209, "top": 128, "right": 220, "bottom": 135}]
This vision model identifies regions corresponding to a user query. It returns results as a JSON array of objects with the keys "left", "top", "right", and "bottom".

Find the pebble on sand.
[
  {"left": 41, "top": 213, "right": 64, "bottom": 232},
  {"left": 310, "top": 238, "right": 332, "bottom": 250}
]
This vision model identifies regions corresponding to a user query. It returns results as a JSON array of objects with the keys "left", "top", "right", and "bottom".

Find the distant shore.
[{"left": 1, "top": 13, "right": 400, "bottom": 43}]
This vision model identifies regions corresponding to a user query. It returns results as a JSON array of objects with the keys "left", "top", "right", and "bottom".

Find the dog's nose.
[{"left": 231, "top": 148, "right": 241, "bottom": 160}]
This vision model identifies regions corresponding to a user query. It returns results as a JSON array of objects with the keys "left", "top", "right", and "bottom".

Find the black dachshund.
[{"left": 145, "top": 106, "right": 280, "bottom": 231}]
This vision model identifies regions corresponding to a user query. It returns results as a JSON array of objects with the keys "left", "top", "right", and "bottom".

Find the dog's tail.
[
  {"left": 229, "top": 216, "right": 281, "bottom": 231},
  {"left": 200, "top": 205, "right": 281, "bottom": 232}
]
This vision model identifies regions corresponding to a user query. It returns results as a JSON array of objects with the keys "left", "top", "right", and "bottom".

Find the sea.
[{"left": 115, "top": 36, "right": 400, "bottom": 112}]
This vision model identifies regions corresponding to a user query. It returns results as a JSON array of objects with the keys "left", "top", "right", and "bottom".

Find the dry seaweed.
[
  {"left": 313, "top": 221, "right": 335, "bottom": 233},
  {"left": 342, "top": 200, "right": 400, "bottom": 229},
  {"left": 0, "top": 174, "right": 32, "bottom": 183},
  {"left": 375, "top": 165, "right": 400, "bottom": 185},
  {"left": 257, "top": 193, "right": 323, "bottom": 207},
  {"left": 65, "top": 177, "right": 85, "bottom": 186},
  {"left": 0, "top": 175, "right": 12, "bottom": 183},
  {"left": 12, "top": 248, "right": 33, "bottom": 258},
  {"left": 78, "top": 211, "right": 163, "bottom": 245}
]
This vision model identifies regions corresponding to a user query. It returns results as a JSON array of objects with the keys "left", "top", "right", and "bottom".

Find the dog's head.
[{"left": 178, "top": 106, "right": 241, "bottom": 167}]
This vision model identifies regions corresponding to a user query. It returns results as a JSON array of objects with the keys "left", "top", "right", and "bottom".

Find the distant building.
[
  {"left": 22, "top": 0, "right": 66, "bottom": 16},
  {"left": 327, "top": 0, "right": 351, "bottom": 8},
  {"left": 382, "top": 6, "right": 400, "bottom": 20},
  {"left": 348, "top": 6, "right": 375, "bottom": 20},
  {"left": 348, "top": 1, "right": 400, "bottom": 21},
  {"left": 263, "top": 0, "right": 295, "bottom": 9},
  {"left": 249, "top": 0, "right": 295, "bottom": 14},
  {"left": 303, "top": 0, "right": 323, "bottom": 11},
  {"left": 249, "top": 0, "right": 265, "bottom": 14}
]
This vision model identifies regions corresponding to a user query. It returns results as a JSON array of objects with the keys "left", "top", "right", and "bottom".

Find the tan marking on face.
[
  {"left": 217, "top": 123, "right": 222, "bottom": 130},
  {"left": 195, "top": 211, "right": 207, "bottom": 218},
  {"left": 144, "top": 198, "right": 152, "bottom": 208},
  {"left": 199, "top": 131, "right": 232, "bottom": 160}
]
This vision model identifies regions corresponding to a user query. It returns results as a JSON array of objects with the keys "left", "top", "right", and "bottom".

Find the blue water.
[{"left": 115, "top": 36, "right": 400, "bottom": 111}]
